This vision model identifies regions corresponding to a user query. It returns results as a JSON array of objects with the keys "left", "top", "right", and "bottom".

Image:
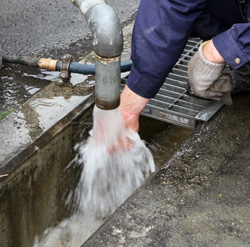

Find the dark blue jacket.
[{"left": 127, "top": 0, "right": 250, "bottom": 98}]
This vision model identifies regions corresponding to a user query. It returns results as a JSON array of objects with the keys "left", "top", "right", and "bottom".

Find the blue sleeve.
[
  {"left": 213, "top": 23, "right": 250, "bottom": 69},
  {"left": 127, "top": 0, "right": 206, "bottom": 98}
]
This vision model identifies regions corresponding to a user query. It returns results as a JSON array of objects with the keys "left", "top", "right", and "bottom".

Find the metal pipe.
[{"left": 72, "top": 0, "right": 123, "bottom": 110}]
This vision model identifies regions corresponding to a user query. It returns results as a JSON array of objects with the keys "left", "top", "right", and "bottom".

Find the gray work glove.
[
  {"left": 209, "top": 74, "right": 233, "bottom": 105},
  {"left": 188, "top": 42, "right": 234, "bottom": 105}
]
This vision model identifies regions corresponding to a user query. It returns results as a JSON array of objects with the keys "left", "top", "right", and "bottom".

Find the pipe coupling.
[{"left": 37, "top": 58, "right": 58, "bottom": 71}]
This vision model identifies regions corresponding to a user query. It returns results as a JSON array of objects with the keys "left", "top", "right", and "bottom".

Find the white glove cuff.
[{"left": 197, "top": 41, "right": 226, "bottom": 80}]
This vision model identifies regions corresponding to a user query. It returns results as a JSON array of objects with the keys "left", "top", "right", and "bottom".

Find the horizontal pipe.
[
  {"left": 57, "top": 60, "right": 131, "bottom": 74},
  {"left": 2, "top": 55, "right": 132, "bottom": 74}
]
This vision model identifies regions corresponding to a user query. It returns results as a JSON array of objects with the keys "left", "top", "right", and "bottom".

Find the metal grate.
[{"left": 122, "top": 38, "right": 224, "bottom": 129}]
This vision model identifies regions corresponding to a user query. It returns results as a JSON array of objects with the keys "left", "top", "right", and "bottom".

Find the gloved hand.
[
  {"left": 209, "top": 74, "right": 233, "bottom": 105},
  {"left": 188, "top": 41, "right": 234, "bottom": 105}
]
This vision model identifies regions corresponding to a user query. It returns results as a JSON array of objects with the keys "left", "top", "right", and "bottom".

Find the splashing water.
[
  {"left": 33, "top": 105, "right": 155, "bottom": 246},
  {"left": 75, "top": 106, "right": 155, "bottom": 218}
]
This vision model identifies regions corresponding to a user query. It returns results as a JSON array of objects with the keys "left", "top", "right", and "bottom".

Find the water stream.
[{"left": 33, "top": 106, "right": 155, "bottom": 247}]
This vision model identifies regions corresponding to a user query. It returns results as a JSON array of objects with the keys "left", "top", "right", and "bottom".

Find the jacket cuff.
[
  {"left": 126, "top": 64, "right": 161, "bottom": 99},
  {"left": 213, "top": 28, "right": 249, "bottom": 69}
]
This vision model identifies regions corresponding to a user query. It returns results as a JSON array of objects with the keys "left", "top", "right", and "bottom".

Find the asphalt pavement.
[{"left": 0, "top": 0, "right": 139, "bottom": 56}]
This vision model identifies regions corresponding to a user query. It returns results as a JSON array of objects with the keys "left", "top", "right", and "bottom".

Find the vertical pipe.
[{"left": 72, "top": 0, "right": 123, "bottom": 110}]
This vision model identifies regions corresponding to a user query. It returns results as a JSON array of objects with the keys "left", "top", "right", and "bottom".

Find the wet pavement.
[
  {"left": 0, "top": 0, "right": 138, "bottom": 110},
  {"left": 0, "top": 0, "right": 136, "bottom": 177},
  {"left": 0, "top": 81, "right": 94, "bottom": 179},
  {"left": 83, "top": 92, "right": 250, "bottom": 247},
  {"left": 0, "top": 0, "right": 139, "bottom": 56},
  {"left": 1, "top": 1, "right": 250, "bottom": 247}
]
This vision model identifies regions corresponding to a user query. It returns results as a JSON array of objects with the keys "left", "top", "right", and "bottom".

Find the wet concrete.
[
  {"left": 0, "top": 81, "right": 94, "bottom": 180},
  {"left": 82, "top": 92, "right": 250, "bottom": 247},
  {"left": 0, "top": 101, "right": 93, "bottom": 247}
]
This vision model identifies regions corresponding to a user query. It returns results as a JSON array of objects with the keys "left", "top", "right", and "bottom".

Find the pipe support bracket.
[{"left": 59, "top": 54, "right": 73, "bottom": 80}]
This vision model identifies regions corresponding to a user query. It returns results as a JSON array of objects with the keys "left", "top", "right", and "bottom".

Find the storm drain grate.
[{"left": 122, "top": 38, "right": 224, "bottom": 129}]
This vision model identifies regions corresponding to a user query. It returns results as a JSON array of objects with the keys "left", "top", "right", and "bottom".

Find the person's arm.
[
  {"left": 126, "top": 0, "right": 207, "bottom": 99},
  {"left": 203, "top": 39, "right": 225, "bottom": 63},
  {"left": 120, "top": 0, "right": 206, "bottom": 131},
  {"left": 213, "top": 23, "right": 250, "bottom": 69}
]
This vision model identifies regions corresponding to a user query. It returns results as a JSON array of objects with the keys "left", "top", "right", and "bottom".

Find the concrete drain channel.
[
  {"left": 122, "top": 38, "right": 224, "bottom": 129},
  {"left": 0, "top": 38, "right": 224, "bottom": 247}
]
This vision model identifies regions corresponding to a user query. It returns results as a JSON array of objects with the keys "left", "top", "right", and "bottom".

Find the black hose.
[
  {"left": 2, "top": 55, "right": 39, "bottom": 67},
  {"left": 1, "top": 54, "right": 132, "bottom": 75}
]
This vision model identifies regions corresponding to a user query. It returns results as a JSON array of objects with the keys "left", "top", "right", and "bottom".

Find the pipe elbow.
[{"left": 73, "top": 0, "right": 123, "bottom": 57}]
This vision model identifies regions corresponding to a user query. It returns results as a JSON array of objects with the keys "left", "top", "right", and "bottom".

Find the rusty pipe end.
[{"left": 95, "top": 96, "right": 120, "bottom": 110}]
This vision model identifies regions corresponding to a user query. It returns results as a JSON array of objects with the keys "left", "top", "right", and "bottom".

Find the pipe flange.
[{"left": 59, "top": 54, "right": 73, "bottom": 81}]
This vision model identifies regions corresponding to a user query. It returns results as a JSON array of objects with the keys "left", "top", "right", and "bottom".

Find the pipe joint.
[
  {"left": 95, "top": 53, "right": 121, "bottom": 65},
  {"left": 38, "top": 58, "right": 58, "bottom": 71}
]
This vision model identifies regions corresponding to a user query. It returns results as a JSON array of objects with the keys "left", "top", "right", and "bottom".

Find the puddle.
[
  {"left": 0, "top": 33, "right": 95, "bottom": 112},
  {"left": 0, "top": 63, "right": 130, "bottom": 114},
  {"left": 139, "top": 116, "right": 193, "bottom": 167},
  {"left": 0, "top": 64, "right": 52, "bottom": 111}
]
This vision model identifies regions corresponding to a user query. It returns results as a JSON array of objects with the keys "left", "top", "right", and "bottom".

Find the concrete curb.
[{"left": 0, "top": 81, "right": 94, "bottom": 184}]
